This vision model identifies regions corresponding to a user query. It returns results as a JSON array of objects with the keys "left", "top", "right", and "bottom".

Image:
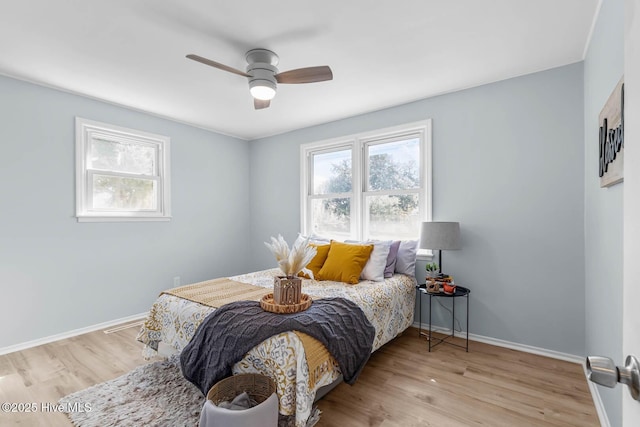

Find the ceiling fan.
[{"left": 186, "top": 49, "right": 333, "bottom": 110}]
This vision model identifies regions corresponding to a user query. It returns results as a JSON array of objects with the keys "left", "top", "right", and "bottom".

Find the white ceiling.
[{"left": 0, "top": 0, "right": 600, "bottom": 140}]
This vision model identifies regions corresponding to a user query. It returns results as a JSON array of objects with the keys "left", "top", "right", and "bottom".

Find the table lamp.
[{"left": 419, "top": 222, "right": 461, "bottom": 276}]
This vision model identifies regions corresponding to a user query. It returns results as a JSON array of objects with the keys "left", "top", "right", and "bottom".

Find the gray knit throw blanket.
[{"left": 180, "top": 297, "right": 375, "bottom": 395}]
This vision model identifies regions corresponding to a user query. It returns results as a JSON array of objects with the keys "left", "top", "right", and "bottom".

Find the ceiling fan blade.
[
  {"left": 275, "top": 66, "right": 333, "bottom": 84},
  {"left": 254, "top": 98, "right": 270, "bottom": 110},
  {"left": 186, "top": 54, "right": 251, "bottom": 78}
]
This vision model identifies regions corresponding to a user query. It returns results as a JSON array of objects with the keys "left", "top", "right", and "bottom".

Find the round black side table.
[{"left": 416, "top": 284, "right": 470, "bottom": 352}]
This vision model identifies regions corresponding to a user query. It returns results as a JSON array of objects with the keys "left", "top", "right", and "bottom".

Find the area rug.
[{"left": 59, "top": 355, "right": 319, "bottom": 427}]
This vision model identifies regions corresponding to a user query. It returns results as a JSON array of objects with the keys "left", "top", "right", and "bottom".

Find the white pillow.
[{"left": 345, "top": 240, "right": 391, "bottom": 282}]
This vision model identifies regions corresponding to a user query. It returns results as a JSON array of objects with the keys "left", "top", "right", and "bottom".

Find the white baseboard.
[
  {"left": 411, "top": 321, "right": 610, "bottom": 425},
  {"left": 0, "top": 312, "right": 149, "bottom": 356},
  {"left": 411, "top": 321, "right": 583, "bottom": 363}
]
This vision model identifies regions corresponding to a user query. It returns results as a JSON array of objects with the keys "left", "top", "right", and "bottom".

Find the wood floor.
[
  {"left": 0, "top": 325, "right": 599, "bottom": 426},
  {"left": 317, "top": 332, "right": 599, "bottom": 426}
]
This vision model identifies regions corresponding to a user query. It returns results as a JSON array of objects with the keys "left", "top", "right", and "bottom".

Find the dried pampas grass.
[{"left": 264, "top": 235, "right": 317, "bottom": 279}]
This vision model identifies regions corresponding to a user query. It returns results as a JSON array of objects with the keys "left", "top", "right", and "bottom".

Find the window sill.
[
  {"left": 416, "top": 252, "right": 434, "bottom": 262},
  {"left": 76, "top": 216, "right": 172, "bottom": 223}
]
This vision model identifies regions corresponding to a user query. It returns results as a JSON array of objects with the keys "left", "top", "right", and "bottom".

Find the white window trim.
[
  {"left": 75, "top": 117, "right": 171, "bottom": 222},
  {"left": 300, "top": 119, "right": 432, "bottom": 256}
]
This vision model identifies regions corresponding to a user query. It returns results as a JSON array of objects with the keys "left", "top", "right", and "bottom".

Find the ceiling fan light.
[{"left": 250, "top": 84, "right": 276, "bottom": 100}]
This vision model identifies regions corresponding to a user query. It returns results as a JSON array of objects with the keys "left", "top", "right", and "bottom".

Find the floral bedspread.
[{"left": 136, "top": 268, "right": 416, "bottom": 427}]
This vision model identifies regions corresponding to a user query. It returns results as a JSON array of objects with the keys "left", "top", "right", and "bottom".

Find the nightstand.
[{"left": 416, "top": 284, "right": 470, "bottom": 352}]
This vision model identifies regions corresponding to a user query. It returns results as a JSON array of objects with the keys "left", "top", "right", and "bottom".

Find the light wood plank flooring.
[
  {"left": 318, "top": 332, "right": 599, "bottom": 426},
  {"left": 0, "top": 325, "right": 599, "bottom": 426}
]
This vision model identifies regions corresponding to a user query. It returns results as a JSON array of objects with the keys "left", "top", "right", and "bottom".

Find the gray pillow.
[
  {"left": 394, "top": 240, "right": 418, "bottom": 276},
  {"left": 384, "top": 240, "right": 401, "bottom": 278}
]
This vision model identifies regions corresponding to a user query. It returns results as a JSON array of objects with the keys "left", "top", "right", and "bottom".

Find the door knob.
[{"left": 586, "top": 355, "right": 640, "bottom": 400}]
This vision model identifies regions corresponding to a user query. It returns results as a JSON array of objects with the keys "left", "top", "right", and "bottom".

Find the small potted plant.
[
  {"left": 425, "top": 263, "right": 440, "bottom": 293},
  {"left": 425, "top": 262, "right": 439, "bottom": 279}
]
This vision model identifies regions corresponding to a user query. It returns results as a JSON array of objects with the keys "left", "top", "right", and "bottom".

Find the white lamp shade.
[{"left": 419, "top": 222, "right": 461, "bottom": 250}]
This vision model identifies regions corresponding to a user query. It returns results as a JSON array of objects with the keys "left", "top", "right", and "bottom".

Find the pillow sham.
[
  {"left": 298, "top": 243, "right": 330, "bottom": 279},
  {"left": 384, "top": 240, "right": 402, "bottom": 278},
  {"left": 317, "top": 241, "right": 374, "bottom": 284},
  {"left": 394, "top": 240, "right": 418, "bottom": 277},
  {"left": 345, "top": 240, "right": 391, "bottom": 282}
]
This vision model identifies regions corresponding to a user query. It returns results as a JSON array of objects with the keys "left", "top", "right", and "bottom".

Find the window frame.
[
  {"left": 300, "top": 119, "right": 432, "bottom": 253},
  {"left": 75, "top": 117, "right": 171, "bottom": 222}
]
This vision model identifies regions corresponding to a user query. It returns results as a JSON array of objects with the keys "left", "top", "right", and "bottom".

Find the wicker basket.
[
  {"left": 206, "top": 374, "right": 276, "bottom": 406},
  {"left": 260, "top": 293, "right": 312, "bottom": 314}
]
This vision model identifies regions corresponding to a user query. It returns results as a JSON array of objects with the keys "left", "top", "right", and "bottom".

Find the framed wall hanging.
[{"left": 599, "top": 77, "right": 624, "bottom": 188}]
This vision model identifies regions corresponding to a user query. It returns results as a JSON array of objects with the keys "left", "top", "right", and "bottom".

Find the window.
[
  {"left": 75, "top": 117, "right": 171, "bottom": 222},
  {"left": 301, "top": 119, "right": 431, "bottom": 244}
]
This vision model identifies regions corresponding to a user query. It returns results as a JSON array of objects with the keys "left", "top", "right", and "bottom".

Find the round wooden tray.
[{"left": 260, "top": 293, "right": 312, "bottom": 314}]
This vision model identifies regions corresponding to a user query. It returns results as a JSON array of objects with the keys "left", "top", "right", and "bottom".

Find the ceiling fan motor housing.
[
  {"left": 247, "top": 63, "right": 277, "bottom": 99},
  {"left": 246, "top": 49, "right": 279, "bottom": 100},
  {"left": 186, "top": 48, "right": 332, "bottom": 107}
]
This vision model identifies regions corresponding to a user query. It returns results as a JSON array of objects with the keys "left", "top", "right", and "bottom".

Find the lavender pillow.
[
  {"left": 394, "top": 240, "right": 418, "bottom": 276},
  {"left": 384, "top": 240, "right": 401, "bottom": 278}
]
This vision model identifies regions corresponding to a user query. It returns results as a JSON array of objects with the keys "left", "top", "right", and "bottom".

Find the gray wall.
[
  {"left": 0, "top": 75, "right": 251, "bottom": 349},
  {"left": 249, "top": 63, "right": 586, "bottom": 356},
  {"left": 584, "top": 0, "right": 624, "bottom": 424}
]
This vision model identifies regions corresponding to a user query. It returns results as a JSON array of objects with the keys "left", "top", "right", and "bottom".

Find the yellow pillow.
[
  {"left": 317, "top": 241, "right": 374, "bottom": 284},
  {"left": 299, "top": 243, "right": 330, "bottom": 279}
]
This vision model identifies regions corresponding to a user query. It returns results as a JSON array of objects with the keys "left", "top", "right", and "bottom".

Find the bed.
[{"left": 137, "top": 267, "right": 416, "bottom": 426}]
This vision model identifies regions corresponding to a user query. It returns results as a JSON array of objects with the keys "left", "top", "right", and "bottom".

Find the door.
[{"left": 624, "top": 0, "right": 640, "bottom": 425}]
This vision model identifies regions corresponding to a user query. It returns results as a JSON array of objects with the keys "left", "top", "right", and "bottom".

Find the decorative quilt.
[{"left": 136, "top": 268, "right": 416, "bottom": 427}]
